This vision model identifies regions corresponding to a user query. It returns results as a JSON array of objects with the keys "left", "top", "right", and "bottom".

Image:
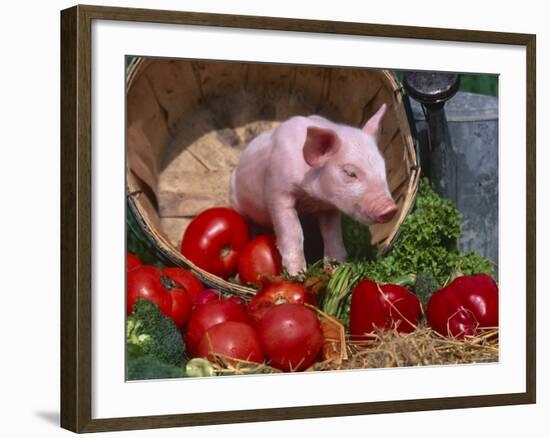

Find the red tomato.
[
  {"left": 248, "top": 280, "right": 316, "bottom": 325},
  {"left": 192, "top": 290, "right": 245, "bottom": 310},
  {"left": 238, "top": 234, "right": 282, "bottom": 287},
  {"left": 180, "top": 207, "right": 249, "bottom": 279},
  {"left": 126, "top": 265, "right": 172, "bottom": 317},
  {"left": 185, "top": 299, "right": 251, "bottom": 357},
  {"left": 169, "top": 288, "right": 193, "bottom": 329},
  {"left": 227, "top": 295, "right": 246, "bottom": 307},
  {"left": 127, "top": 253, "right": 142, "bottom": 271},
  {"left": 197, "top": 321, "right": 264, "bottom": 363},
  {"left": 350, "top": 280, "right": 422, "bottom": 338},
  {"left": 194, "top": 289, "right": 222, "bottom": 307},
  {"left": 258, "top": 303, "right": 323, "bottom": 372},
  {"left": 162, "top": 267, "right": 204, "bottom": 303},
  {"left": 427, "top": 274, "right": 498, "bottom": 338}
]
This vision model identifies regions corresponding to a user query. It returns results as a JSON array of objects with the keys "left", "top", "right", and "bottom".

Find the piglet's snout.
[
  {"left": 361, "top": 192, "right": 398, "bottom": 224},
  {"left": 375, "top": 203, "right": 398, "bottom": 223}
]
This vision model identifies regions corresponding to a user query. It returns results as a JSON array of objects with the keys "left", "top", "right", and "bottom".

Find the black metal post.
[{"left": 403, "top": 72, "right": 460, "bottom": 200}]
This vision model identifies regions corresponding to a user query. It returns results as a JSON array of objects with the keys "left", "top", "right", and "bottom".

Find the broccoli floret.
[
  {"left": 414, "top": 271, "right": 440, "bottom": 304},
  {"left": 126, "top": 344, "right": 186, "bottom": 380},
  {"left": 126, "top": 299, "right": 185, "bottom": 367}
]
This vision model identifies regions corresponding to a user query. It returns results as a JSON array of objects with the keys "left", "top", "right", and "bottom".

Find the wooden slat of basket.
[
  {"left": 388, "top": 142, "right": 410, "bottom": 181},
  {"left": 290, "top": 66, "right": 327, "bottom": 114},
  {"left": 381, "top": 130, "right": 401, "bottom": 155},
  {"left": 127, "top": 72, "right": 172, "bottom": 174},
  {"left": 144, "top": 59, "right": 201, "bottom": 135},
  {"left": 128, "top": 172, "right": 161, "bottom": 230},
  {"left": 127, "top": 122, "right": 160, "bottom": 193},
  {"left": 371, "top": 92, "right": 400, "bottom": 151},
  {"left": 159, "top": 217, "right": 192, "bottom": 249},
  {"left": 388, "top": 166, "right": 410, "bottom": 195},
  {"left": 326, "top": 69, "right": 382, "bottom": 126},
  {"left": 158, "top": 170, "right": 232, "bottom": 217},
  {"left": 192, "top": 61, "right": 248, "bottom": 100},
  {"left": 245, "top": 64, "right": 296, "bottom": 120},
  {"left": 183, "top": 132, "right": 241, "bottom": 171}
]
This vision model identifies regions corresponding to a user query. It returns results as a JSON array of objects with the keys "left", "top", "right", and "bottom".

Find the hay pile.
[
  {"left": 204, "top": 324, "right": 498, "bottom": 376},
  {"left": 310, "top": 325, "right": 499, "bottom": 372}
]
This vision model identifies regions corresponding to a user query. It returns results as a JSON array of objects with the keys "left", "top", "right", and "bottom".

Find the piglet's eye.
[{"left": 344, "top": 169, "right": 357, "bottom": 178}]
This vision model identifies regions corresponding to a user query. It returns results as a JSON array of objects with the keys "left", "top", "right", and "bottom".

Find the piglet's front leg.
[
  {"left": 269, "top": 197, "right": 306, "bottom": 276},
  {"left": 318, "top": 210, "right": 348, "bottom": 262}
]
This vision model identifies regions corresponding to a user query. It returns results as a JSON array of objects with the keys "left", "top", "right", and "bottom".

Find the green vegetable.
[
  {"left": 414, "top": 271, "right": 440, "bottom": 304},
  {"left": 127, "top": 202, "right": 168, "bottom": 267},
  {"left": 322, "top": 178, "right": 494, "bottom": 322},
  {"left": 341, "top": 214, "right": 377, "bottom": 260},
  {"left": 322, "top": 263, "right": 367, "bottom": 319},
  {"left": 186, "top": 358, "right": 216, "bottom": 378},
  {"left": 126, "top": 299, "right": 185, "bottom": 367},
  {"left": 454, "top": 251, "right": 495, "bottom": 277},
  {"left": 345, "top": 179, "right": 493, "bottom": 285},
  {"left": 126, "top": 344, "right": 187, "bottom": 380}
]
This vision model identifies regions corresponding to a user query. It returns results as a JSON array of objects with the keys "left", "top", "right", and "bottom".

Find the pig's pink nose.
[{"left": 376, "top": 205, "right": 398, "bottom": 223}]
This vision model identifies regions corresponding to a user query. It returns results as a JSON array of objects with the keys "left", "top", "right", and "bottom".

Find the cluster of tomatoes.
[
  {"left": 127, "top": 254, "right": 323, "bottom": 372},
  {"left": 128, "top": 252, "right": 499, "bottom": 373},
  {"left": 186, "top": 281, "right": 322, "bottom": 372},
  {"left": 179, "top": 207, "right": 282, "bottom": 286},
  {"left": 127, "top": 206, "right": 499, "bottom": 372},
  {"left": 127, "top": 255, "right": 204, "bottom": 329}
]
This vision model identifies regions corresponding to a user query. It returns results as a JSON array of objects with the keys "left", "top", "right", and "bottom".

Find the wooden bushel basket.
[{"left": 126, "top": 58, "right": 420, "bottom": 297}]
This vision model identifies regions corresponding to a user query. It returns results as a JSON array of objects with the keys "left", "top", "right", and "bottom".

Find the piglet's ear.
[
  {"left": 303, "top": 127, "right": 340, "bottom": 167},
  {"left": 362, "top": 103, "right": 387, "bottom": 139}
]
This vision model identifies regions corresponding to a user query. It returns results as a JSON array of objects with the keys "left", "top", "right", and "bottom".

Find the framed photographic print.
[{"left": 60, "top": 4, "right": 536, "bottom": 433}]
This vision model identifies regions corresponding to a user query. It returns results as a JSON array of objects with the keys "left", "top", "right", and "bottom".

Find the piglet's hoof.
[{"left": 283, "top": 255, "right": 306, "bottom": 276}]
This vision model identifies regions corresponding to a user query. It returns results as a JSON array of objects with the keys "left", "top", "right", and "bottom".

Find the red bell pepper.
[
  {"left": 350, "top": 279, "right": 422, "bottom": 338},
  {"left": 427, "top": 274, "right": 498, "bottom": 338}
]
